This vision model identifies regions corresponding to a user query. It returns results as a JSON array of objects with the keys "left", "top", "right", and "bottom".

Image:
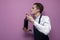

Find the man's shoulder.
[
  {"left": 42, "top": 15, "right": 49, "bottom": 18},
  {"left": 42, "top": 15, "right": 50, "bottom": 20}
]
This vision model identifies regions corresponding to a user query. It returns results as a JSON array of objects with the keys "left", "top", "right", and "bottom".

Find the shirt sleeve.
[{"left": 33, "top": 16, "right": 51, "bottom": 35}]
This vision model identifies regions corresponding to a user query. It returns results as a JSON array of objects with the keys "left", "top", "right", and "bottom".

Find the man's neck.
[{"left": 34, "top": 12, "right": 41, "bottom": 18}]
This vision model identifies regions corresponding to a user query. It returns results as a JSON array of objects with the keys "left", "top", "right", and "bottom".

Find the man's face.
[{"left": 31, "top": 5, "right": 40, "bottom": 15}]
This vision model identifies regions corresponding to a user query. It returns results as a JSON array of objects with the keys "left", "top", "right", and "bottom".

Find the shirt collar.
[{"left": 35, "top": 15, "right": 40, "bottom": 21}]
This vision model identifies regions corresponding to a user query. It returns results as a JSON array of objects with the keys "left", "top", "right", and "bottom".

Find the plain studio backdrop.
[{"left": 0, "top": 0, "right": 60, "bottom": 40}]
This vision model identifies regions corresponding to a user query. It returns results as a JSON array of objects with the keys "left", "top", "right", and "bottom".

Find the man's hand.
[
  {"left": 23, "top": 27, "right": 32, "bottom": 32},
  {"left": 26, "top": 14, "right": 34, "bottom": 24}
]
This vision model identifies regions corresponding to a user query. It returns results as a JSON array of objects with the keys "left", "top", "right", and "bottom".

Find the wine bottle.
[{"left": 24, "top": 16, "right": 28, "bottom": 29}]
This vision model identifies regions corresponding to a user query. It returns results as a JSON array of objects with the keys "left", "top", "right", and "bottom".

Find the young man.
[{"left": 23, "top": 3, "right": 51, "bottom": 40}]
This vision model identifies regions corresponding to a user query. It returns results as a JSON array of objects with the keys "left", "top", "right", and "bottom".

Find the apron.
[{"left": 33, "top": 15, "right": 49, "bottom": 40}]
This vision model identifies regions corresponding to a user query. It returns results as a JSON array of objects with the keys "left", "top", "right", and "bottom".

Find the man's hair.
[{"left": 33, "top": 3, "right": 44, "bottom": 13}]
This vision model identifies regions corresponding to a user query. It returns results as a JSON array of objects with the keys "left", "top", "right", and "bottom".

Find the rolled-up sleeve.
[{"left": 33, "top": 16, "right": 51, "bottom": 35}]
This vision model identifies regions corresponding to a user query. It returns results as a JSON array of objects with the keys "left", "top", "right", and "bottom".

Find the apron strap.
[{"left": 39, "top": 14, "right": 42, "bottom": 23}]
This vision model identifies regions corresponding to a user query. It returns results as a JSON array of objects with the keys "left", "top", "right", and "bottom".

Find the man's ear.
[{"left": 37, "top": 9, "right": 40, "bottom": 12}]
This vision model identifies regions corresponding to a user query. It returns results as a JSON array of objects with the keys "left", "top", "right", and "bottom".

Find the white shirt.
[{"left": 33, "top": 15, "right": 51, "bottom": 35}]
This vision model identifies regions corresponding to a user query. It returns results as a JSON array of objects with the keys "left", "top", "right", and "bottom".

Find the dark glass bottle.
[{"left": 24, "top": 16, "right": 28, "bottom": 29}]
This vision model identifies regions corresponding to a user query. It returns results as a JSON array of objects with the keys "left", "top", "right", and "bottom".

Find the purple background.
[{"left": 0, "top": 0, "right": 60, "bottom": 40}]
